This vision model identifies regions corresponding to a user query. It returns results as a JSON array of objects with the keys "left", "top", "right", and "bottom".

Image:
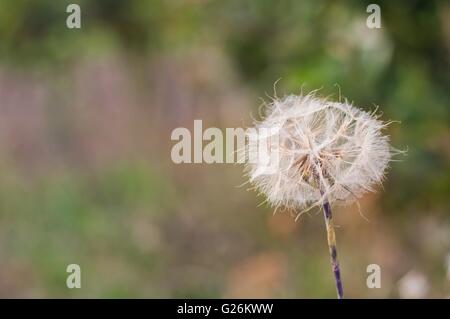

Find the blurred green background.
[{"left": 0, "top": 0, "right": 449, "bottom": 298}]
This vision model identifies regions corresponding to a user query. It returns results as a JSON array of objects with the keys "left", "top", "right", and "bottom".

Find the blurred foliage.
[{"left": 0, "top": 0, "right": 449, "bottom": 297}]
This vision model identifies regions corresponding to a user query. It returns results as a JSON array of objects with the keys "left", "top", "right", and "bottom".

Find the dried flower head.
[{"left": 246, "top": 93, "right": 394, "bottom": 214}]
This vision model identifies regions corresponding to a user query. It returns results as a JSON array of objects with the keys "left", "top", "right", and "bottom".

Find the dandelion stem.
[
  {"left": 312, "top": 168, "right": 344, "bottom": 299},
  {"left": 321, "top": 198, "right": 344, "bottom": 299}
]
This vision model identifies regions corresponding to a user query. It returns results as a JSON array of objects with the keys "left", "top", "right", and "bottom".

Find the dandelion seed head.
[{"left": 245, "top": 93, "right": 394, "bottom": 212}]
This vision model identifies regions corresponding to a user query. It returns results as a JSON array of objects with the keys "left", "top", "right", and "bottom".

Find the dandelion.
[{"left": 245, "top": 92, "right": 397, "bottom": 298}]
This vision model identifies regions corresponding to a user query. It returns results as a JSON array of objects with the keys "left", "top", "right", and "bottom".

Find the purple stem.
[{"left": 322, "top": 199, "right": 344, "bottom": 299}]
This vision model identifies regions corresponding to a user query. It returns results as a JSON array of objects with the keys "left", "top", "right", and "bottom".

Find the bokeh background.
[{"left": 0, "top": 0, "right": 449, "bottom": 298}]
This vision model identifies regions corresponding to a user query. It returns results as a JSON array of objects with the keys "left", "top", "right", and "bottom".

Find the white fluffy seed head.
[{"left": 245, "top": 93, "right": 394, "bottom": 213}]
